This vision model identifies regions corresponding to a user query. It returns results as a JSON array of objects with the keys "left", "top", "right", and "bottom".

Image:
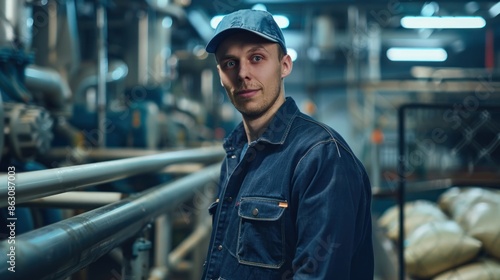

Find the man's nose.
[{"left": 237, "top": 61, "right": 251, "bottom": 80}]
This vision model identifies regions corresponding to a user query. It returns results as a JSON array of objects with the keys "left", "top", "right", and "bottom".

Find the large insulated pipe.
[
  {"left": 22, "top": 191, "right": 124, "bottom": 209},
  {"left": 0, "top": 0, "right": 30, "bottom": 49},
  {"left": 65, "top": 0, "right": 81, "bottom": 77},
  {"left": 0, "top": 164, "right": 220, "bottom": 280},
  {"left": 0, "top": 0, "right": 16, "bottom": 48},
  {"left": 0, "top": 146, "right": 224, "bottom": 207},
  {"left": 72, "top": 60, "right": 128, "bottom": 98},
  {"left": 24, "top": 65, "right": 72, "bottom": 115}
]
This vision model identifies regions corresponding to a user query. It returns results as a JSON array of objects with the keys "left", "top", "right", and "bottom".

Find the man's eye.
[
  {"left": 225, "top": 60, "right": 236, "bottom": 68},
  {"left": 252, "top": 56, "right": 262, "bottom": 62}
]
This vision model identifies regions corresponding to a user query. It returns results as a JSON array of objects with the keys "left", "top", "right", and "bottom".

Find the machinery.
[
  {"left": 0, "top": 0, "right": 226, "bottom": 165},
  {"left": 0, "top": 1, "right": 229, "bottom": 279},
  {"left": 2, "top": 1, "right": 497, "bottom": 279},
  {"left": 0, "top": 0, "right": 226, "bottom": 269}
]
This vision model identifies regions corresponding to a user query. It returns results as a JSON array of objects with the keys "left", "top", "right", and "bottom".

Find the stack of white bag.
[
  {"left": 378, "top": 200, "right": 448, "bottom": 242},
  {"left": 377, "top": 187, "right": 500, "bottom": 279},
  {"left": 433, "top": 187, "right": 500, "bottom": 279}
]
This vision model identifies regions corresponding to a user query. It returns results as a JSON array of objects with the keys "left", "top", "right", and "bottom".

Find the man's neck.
[
  {"left": 243, "top": 116, "right": 271, "bottom": 143},
  {"left": 242, "top": 97, "right": 286, "bottom": 143}
]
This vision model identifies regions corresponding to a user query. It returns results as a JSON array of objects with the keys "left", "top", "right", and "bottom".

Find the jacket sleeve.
[{"left": 290, "top": 140, "right": 373, "bottom": 279}]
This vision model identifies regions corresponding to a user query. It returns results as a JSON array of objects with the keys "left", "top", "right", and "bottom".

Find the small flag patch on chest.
[{"left": 278, "top": 201, "right": 288, "bottom": 208}]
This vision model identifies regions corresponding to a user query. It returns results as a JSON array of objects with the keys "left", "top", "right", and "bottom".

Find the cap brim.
[{"left": 206, "top": 28, "right": 279, "bottom": 54}]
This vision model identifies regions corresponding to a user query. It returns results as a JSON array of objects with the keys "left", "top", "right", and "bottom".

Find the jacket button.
[
  {"left": 226, "top": 196, "right": 233, "bottom": 202},
  {"left": 252, "top": 208, "right": 259, "bottom": 216},
  {"left": 217, "top": 245, "right": 223, "bottom": 251}
]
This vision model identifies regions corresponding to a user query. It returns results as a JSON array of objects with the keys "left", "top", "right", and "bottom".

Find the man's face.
[{"left": 215, "top": 32, "right": 292, "bottom": 120}]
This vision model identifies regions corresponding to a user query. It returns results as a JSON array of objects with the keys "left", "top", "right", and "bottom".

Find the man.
[{"left": 202, "top": 9, "right": 374, "bottom": 279}]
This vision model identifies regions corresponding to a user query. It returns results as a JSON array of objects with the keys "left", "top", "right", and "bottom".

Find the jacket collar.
[{"left": 223, "top": 97, "right": 299, "bottom": 151}]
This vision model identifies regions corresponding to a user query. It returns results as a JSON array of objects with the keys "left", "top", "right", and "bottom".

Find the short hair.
[{"left": 277, "top": 44, "right": 286, "bottom": 61}]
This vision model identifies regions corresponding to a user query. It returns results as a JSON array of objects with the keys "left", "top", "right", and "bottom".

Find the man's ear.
[{"left": 281, "top": 54, "right": 293, "bottom": 78}]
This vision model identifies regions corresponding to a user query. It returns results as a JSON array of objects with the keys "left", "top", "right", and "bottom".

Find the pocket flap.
[{"left": 238, "top": 197, "right": 287, "bottom": 221}]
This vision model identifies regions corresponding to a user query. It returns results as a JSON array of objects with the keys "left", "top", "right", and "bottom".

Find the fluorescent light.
[
  {"left": 162, "top": 17, "right": 172, "bottom": 28},
  {"left": 421, "top": 2, "right": 439, "bottom": 17},
  {"left": 252, "top": 4, "right": 267, "bottom": 11},
  {"left": 387, "top": 48, "right": 447, "bottom": 62},
  {"left": 273, "top": 15, "right": 289, "bottom": 29},
  {"left": 489, "top": 2, "right": 500, "bottom": 18},
  {"left": 287, "top": 48, "right": 297, "bottom": 61},
  {"left": 210, "top": 15, "right": 289, "bottom": 29},
  {"left": 401, "top": 16, "right": 486, "bottom": 29},
  {"left": 210, "top": 15, "right": 224, "bottom": 29}
]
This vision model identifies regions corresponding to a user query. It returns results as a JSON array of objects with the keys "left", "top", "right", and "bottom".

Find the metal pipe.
[
  {"left": 0, "top": 0, "right": 15, "bottom": 46},
  {"left": 145, "top": 0, "right": 185, "bottom": 19},
  {"left": 122, "top": 237, "right": 152, "bottom": 280},
  {"left": 21, "top": 191, "right": 124, "bottom": 209},
  {"left": 45, "top": 148, "right": 207, "bottom": 174},
  {"left": 149, "top": 220, "right": 211, "bottom": 280},
  {"left": 65, "top": 0, "right": 81, "bottom": 77},
  {"left": 397, "top": 105, "right": 406, "bottom": 280},
  {"left": 46, "top": 147, "right": 179, "bottom": 161},
  {"left": 168, "top": 219, "right": 211, "bottom": 268},
  {"left": 96, "top": 1, "right": 108, "bottom": 147},
  {"left": 138, "top": 10, "right": 148, "bottom": 85},
  {"left": 24, "top": 65, "right": 72, "bottom": 115},
  {"left": 0, "top": 146, "right": 224, "bottom": 207},
  {"left": 154, "top": 214, "right": 171, "bottom": 268},
  {"left": 0, "top": 0, "right": 21, "bottom": 48},
  {"left": 0, "top": 164, "right": 221, "bottom": 279},
  {"left": 149, "top": 267, "right": 168, "bottom": 280},
  {"left": 72, "top": 60, "right": 128, "bottom": 98},
  {"left": 0, "top": 91, "right": 3, "bottom": 157}
]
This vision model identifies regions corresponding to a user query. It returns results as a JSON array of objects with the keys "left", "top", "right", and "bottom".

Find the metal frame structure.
[{"left": 397, "top": 103, "right": 500, "bottom": 280}]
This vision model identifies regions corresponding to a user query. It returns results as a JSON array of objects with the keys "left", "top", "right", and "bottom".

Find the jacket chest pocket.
[{"left": 237, "top": 197, "right": 287, "bottom": 269}]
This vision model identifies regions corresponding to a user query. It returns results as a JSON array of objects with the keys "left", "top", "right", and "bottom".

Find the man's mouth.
[{"left": 236, "top": 89, "right": 259, "bottom": 98}]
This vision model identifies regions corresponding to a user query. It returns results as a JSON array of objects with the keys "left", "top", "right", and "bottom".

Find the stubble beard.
[{"left": 232, "top": 81, "right": 283, "bottom": 121}]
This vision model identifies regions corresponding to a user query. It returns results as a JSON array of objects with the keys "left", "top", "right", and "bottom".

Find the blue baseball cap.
[{"left": 206, "top": 9, "right": 287, "bottom": 54}]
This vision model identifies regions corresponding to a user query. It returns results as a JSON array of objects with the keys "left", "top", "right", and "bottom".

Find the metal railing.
[
  {"left": 0, "top": 146, "right": 225, "bottom": 280},
  {"left": 0, "top": 146, "right": 224, "bottom": 207}
]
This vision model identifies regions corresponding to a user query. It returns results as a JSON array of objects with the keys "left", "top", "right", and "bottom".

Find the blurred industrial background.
[{"left": 0, "top": 0, "right": 499, "bottom": 279}]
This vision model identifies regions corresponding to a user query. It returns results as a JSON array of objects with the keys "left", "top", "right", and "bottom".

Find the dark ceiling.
[{"left": 182, "top": 0, "right": 500, "bottom": 72}]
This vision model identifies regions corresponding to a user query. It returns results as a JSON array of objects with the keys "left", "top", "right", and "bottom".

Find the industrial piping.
[
  {"left": 0, "top": 146, "right": 224, "bottom": 207},
  {"left": 24, "top": 65, "right": 72, "bottom": 114},
  {"left": 0, "top": 163, "right": 221, "bottom": 279}
]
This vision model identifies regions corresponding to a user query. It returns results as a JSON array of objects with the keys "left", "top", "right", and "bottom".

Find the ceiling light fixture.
[
  {"left": 210, "top": 15, "right": 290, "bottom": 29},
  {"left": 421, "top": 2, "right": 439, "bottom": 16},
  {"left": 210, "top": 15, "right": 224, "bottom": 29},
  {"left": 273, "top": 15, "right": 290, "bottom": 29},
  {"left": 489, "top": 2, "right": 500, "bottom": 18},
  {"left": 400, "top": 16, "right": 486, "bottom": 29},
  {"left": 287, "top": 48, "right": 298, "bottom": 61},
  {"left": 252, "top": 4, "right": 267, "bottom": 11},
  {"left": 387, "top": 47, "right": 448, "bottom": 62}
]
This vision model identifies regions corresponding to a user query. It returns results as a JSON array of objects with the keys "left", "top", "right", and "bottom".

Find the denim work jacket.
[{"left": 202, "top": 97, "right": 374, "bottom": 280}]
